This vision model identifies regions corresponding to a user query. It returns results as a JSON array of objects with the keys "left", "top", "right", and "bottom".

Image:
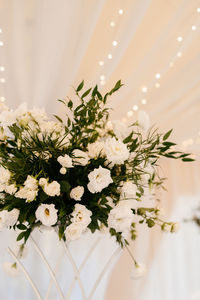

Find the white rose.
[
  {"left": 87, "top": 141, "right": 105, "bottom": 159},
  {"left": 44, "top": 181, "right": 60, "bottom": 197},
  {"left": 57, "top": 154, "right": 73, "bottom": 168},
  {"left": 121, "top": 181, "right": 137, "bottom": 199},
  {"left": 24, "top": 175, "right": 38, "bottom": 190},
  {"left": 0, "top": 209, "right": 19, "bottom": 229},
  {"left": 5, "top": 184, "right": 17, "bottom": 195},
  {"left": 60, "top": 167, "right": 67, "bottom": 175},
  {"left": 72, "top": 149, "right": 89, "bottom": 166},
  {"left": 111, "top": 120, "right": 130, "bottom": 140},
  {"left": 65, "top": 223, "right": 83, "bottom": 241},
  {"left": 130, "top": 262, "right": 147, "bottom": 279},
  {"left": 70, "top": 186, "right": 84, "bottom": 201},
  {"left": 15, "top": 187, "right": 38, "bottom": 202},
  {"left": 104, "top": 137, "right": 129, "bottom": 166},
  {"left": 39, "top": 178, "right": 48, "bottom": 187},
  {"left": 71, "top": 204, "right": 92, "bottom": 228},
  {"left": 107, "top": 202, "right": 133, "bottom": 232},
  {"left": 87, "top": 166, "right": 113, "bottom": 193},
  {"left": 35, "top": 204, "right": 58, "bottom": 226},
  {"left": 0, "top": 166, "right": 11, "bottom": 184}
]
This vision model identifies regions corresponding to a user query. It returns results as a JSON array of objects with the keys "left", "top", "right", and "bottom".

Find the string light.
[
  {"left": 177, "top": 36, "right": 183, "bottom": 42},
  {"left": 132, "top": 105, "right": 138, "bottom": 111},
  {"left": 0, "top": 41, "right": 4, "bottom": 46},
  {"left": 141, "top": 99, "right": 147, "bottom": 105},
  {"left": 0, "top": 96, "right": 5, "bottom": 102},
  {"left": 110, "top": 21, "right": 115, "bottom": 27},
  {"left": 118, "top": 9, "right": 123, "bottom": 15},
  {"left": 99, "top": 61, "right": 104, "bottom": 66},
  {"left": 0, "top": 78, "right": 5, "bottom": 83},
  {"left": 141, "top": 86, "right": 148, "bottom": 93},
  {"left": 192, "top": 25, "right": 197, "bottom": 31},
  {"left": 100, "top": 75, "right": 105, "bottom": 80},
  {"left": 127, "top": 111, "right": 133, "bottom": 117},
  {"left": 197, "top": 8, "right": 200, "bottom": 13},
  {"left": 108, "top": 54, "right": 112, "bottom": 59},
  {"left": 155, "top": 82, "right": 160, "bottom": 88},
  {"left": 112, "top": 41, "right": 118, "bottom": 46},
  {"left": 0, "top": 66, "right": 5, "bottom": 72},
  {"left": 155, "top": 73, "right": 161, "bottom": 79},
  {"left": 0, "top": 29, "right": 2, "bottom": 33},
  {"left": 177, "top": 51, "right": 182, "bottom": 57}
]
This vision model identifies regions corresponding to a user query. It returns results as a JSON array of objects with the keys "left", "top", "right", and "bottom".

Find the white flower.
[
  {"left": 35, "top": 204, "right": 58, "bottom": 226},
  {"left": 87, "top": 166, "right": 113, "bottom": 193},
  {"left": 60, "top": 167, "right": 67, "bottom": 175},
  {"left": 137, "top": 110, "right": 150, "bottom": 132},
  {"left": 0, "top": 166, "right": 11, "bottom": 184},
  {"left": 44, "top": 181, "right": 60, "bottom": 197},
  {"left": 5, "top": 184, "right": 17, "bottom": 195},
  {"left": 131, "top": 262, "right": 147, "bottom": 279},
  {"left": 121, "top": 181, "right": 137, "bottom": 199},
  {"left": 72, "top": 149, "right": 89, "bottom": 166},
  {"left": 3, "top": 262, "right": 19, "bottom": 277},
  {"left": 15, "top": 187, "right": 38, "bottom": 202},
  {"left": 57, "top": 154, "right": 73, "bottom": 168},
  {"left": 106, "top": 196, "right": 115, "bottom": 208},
  {"left": 65, "top": 223, "right": 83, "bottom": 241},
  {"left": 0, "top": 209, "right": 19, "bottom": 229},
  {"left": 111, "top": 120, "right": 130, "bottom": 140},
  {"left": 71, "top": 204, "right": 92, "bottom": 228},
  {"left": 87, "top": 141, "right": 105, "bottom": 159},
  {"left": 24, "top": 175, "right": 38, "bottom": 190},
  {"left": 171, "top": 222, "right": 180, "bottom": 233},
  {"left": 107, "top": 202, "right": 133, "bottom": 232},
  {"left": 104, "top": 137, "right": 129, "bottom": 166},
  {"left": 70, "top": 186, "right": 84, "bottom": 201},
  {"left": 39, "top": 178, "right": 48, "bottom": 187}
]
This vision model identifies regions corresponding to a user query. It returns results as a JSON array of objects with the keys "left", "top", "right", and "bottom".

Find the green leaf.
[
  {"left": 92, "top": 85, "right": 98, "bottom": 97},
  {"left": 182, "top": 158, "right": 195, "bottom": 162},
  {"left": 68, "top": 100, "right": 73, "bottom": 109},
  {"left": 81, "top": 88, "right": 92, "bottom": 98},
  {"left": 57, "top": 99, "right": 66, "bottom": 105},
  {"left": 163, "top": 129, "right": 173, "bottom": 141},
  {"left": 53, "top": 115, "right": 63, "bottom": 123},
  {"left": 60, "top": 181, "right": 71, "bottom": 193},
  {"left": 76, "top": 80, "right": 84, "bottom": 92},
  {"left": 17, "top": 231, "right": 25, "bottom": 241},
  {"left": 123, "top": 132, "right": 133, "bottom": 144},
  {"left": 17, "top": 224, "right": 27, "bottom": 230},
  {"left": 146, "top": 219, "right": 155, "bottom": 228}
]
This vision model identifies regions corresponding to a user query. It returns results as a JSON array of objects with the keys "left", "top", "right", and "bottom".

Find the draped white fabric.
[{"left": 0, "top": 0, "right": 200, "bottom": 299}]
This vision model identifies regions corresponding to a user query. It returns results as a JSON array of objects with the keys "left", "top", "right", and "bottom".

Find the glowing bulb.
[
  {"left": 155, "top": 83, "right": 160, "bottom": 88},
  {"left": 127, "top": 110, "right": 133, "bottom": 117},
  {"left": 0, "top": 96, "right": 5, "bottom": 102},
  {"left": 132, "top": 105, "right": 138, "bottom": 111},
  {"left": 0, "top": 66, "right": 5, "bottom": 72},
  {"left": 0, "top": 29, "right": 2, "bottom": 33},
  {"left": 118, "top": 9, "right": 123, "bottom": 15},
  {"left": 99, "top": 61, "right": 104, "bottom": 66},
  {"left": 177, "top": 51, "right": 182, "bottom": 57},
  {"left": 155, "top": 73, "right": 161, "bottom": 79},
  {"left": 197, "top": 8, "right": 200, "bottom": 13},
  {"left": 192, "top": 25, "right": 197, "bottom": 31},
  {"left": 110, "top": 21, "right": 115, "bottom": 27},
  {"left": 0, "top": 78, "right": 5, "bottom": 83},
  {"left": 108, "top": 54, "right": 112, "bottom": 59},
  {"left": 112, "top": 41, "right": 118, "bottom": 46},
  {"left": 177, "top": 36, "right": 183, "bottom": 42},
  {"left": 141, "top": 99, "right": 147, "bottom": 105},
  {"left": 0, "top": 41, "right": 4, "bottom": 46},
  {"left": 141, "top": 86, "right": 148, "bottom": 93},
  {"left": 100, "top": 75, "right": 105, "bottom": 80}
]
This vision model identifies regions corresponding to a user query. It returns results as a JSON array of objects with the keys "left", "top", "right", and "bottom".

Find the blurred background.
[{"left": 0, "top": 0, "right": 200, "bottom": 299}]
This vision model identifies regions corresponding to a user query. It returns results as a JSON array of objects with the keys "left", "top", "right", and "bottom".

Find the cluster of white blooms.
[
  {"left": 57, "top": 154, "right": 73, "bottom": 174},
  {"left": 104, "top": 137, "right": 129, "bottom": 166},
  {"left": 87, "top": 166, "right": 113, "bottom": 193},
  {"left": 65, "top": 204, "right": 92, "bottom": 241},
  {"left": 87, "top": 141, "right": 105, "bottom": 159},
  {"left": 0, "top": 166, "right": 11, "bottom": 192},
  {"left": 38, "top": 178, "right": 60, "bottom": 197},
  {"left": 15, "top": 175, "right": 38, "bottom": 202},
  {"left": 72, "top": 149, "right": 89, "bottom": 166},
  {"left": 107, "top": 201, "right": 134, "bottom": 233},
  {"left": 0, "top": 208, "right": 19, "bottom": 230},
  {"left": 35, "top": 204, "right": 58, "bottom": 226},
  {"left": 70, "top": 186, "right": 84, "bottom": 201},
  {"left": 121, "top": 181, "right": 137, "bottom": 199}
]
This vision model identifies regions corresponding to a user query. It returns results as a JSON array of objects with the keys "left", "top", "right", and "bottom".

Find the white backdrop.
[{"left": 0, "top": 0, "right": 200, "bottom": 299}]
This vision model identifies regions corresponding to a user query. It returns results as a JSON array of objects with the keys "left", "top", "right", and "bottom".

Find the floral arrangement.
[{"left": 0, "top": 81, "right": 193, "bottom": 249}]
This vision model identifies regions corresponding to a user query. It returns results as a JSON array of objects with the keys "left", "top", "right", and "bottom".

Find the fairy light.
[
  {"left": 118, "top": 9, "right": 123, "bottom": 15},
  {"left": 0, "top": 78, "right": 5, "bottom": 83},
  {"left": 0, "top": 29, "right": 2, "bottom": 33},
  {"left": 192, "top": 25, "right": 197, "bottom": 31},
  {"left": 177, "top": 36, "right": 183, "bottom": 42},
  {"left": 110, "top": 21, "right": 115, "bottom": 27},
  {"left": 141, "top": 86, "right": 148, "bottom": 93},
  {"left": 155, "top": 82, "right": 160, "bottom": 88},
  {"left": 141, "top": 99, "right": 147, "bottom": 105},
  {"left": 177, "top": 51, "right": 182, "bottom": 57},
  {"left": 112, "top": 41, "right": 118, "bottom": 46},
  {"left": 127, "top": 110, "right": 133, "bottom": 117},
  {"left": 100, "top": 75, "right": 105, "bottom": 80},
  {"left": 0, "top": 96, "right": 5, "bottom": 102},
  {"left": 155, "top": 73, "right": 161, "bottom": 79},
  {"left": 132, "top": 105, "right": 138, "bottom": 111},
  {"left": 0, "top": 66, "right": 5, "bottom": 72},
  {"left": 197, "top": 8, "right": 200, "bottom": 13},
  {"left": 0, "top": 41, "right": 4, "bottom": 46},
  {"left": 99, "top": 61, "right": 104, "bottom": 66},
  {"left": 108, "top": 54, "right": 112, "bottom": 59}
]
